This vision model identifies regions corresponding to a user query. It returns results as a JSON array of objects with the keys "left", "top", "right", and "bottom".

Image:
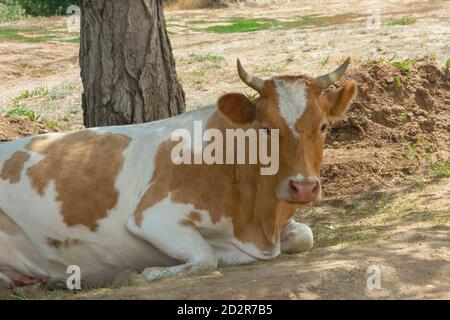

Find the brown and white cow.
[{"left": 0, "top": 59, "right": 356, "bottom": 287}]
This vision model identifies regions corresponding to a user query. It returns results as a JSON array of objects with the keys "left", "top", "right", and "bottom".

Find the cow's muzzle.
[{"left": 277, "top": 176, "right": 321, "bottom": 204}]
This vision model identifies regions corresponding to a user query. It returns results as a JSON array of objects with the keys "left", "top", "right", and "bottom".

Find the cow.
[{"left": 0, "top": 58, "right": 357, "bottom": 288}]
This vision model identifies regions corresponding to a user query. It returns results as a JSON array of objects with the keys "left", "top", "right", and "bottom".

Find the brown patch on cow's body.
[
  {"left": 0, "top": 207, "right": 21, "bottom": 236},
  {"left": 26, "top": 131, "right": 131, "bottom": 231},
  {"left": 0, "top": 151, "right": 30, "bottom": 184}
]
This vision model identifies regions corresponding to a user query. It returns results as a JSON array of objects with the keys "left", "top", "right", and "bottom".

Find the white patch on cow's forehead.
[{"left": 274, "top": 79, "right": 308, "bottom": 136}]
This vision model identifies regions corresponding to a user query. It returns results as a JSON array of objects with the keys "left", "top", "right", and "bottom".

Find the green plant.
[
  {"left": 430, "top": 163, "right": 450, "bottom": 178},
  {"left": 446, "top": 59, "right": 450, "bottom": 70},
  {"left": 389, "top": 58, "right": 414, "bottom": 75},
  {"left": 319, "top": 55, "right": 330, "bottom": 66},
  {"left": 14, "top": 0, "right": 79, "bottom": 16},
  {"left": 12, "top": 87, "right": 48, "bottom": 104},
  {"left": 206, "top": 18, "right": 278, "bottom": 33},
  {"left": 398, "top": 114, "right": 408, "bottom": 122},
  {"left": 0, "top": 27, "right": 57, "bottom": 43},
  {"left": 0, "top": 2, "right": 25, "bottom": 23},
  {"left": 384, "top": 17, "right": 416, "bottom": 26},
  {"left": 6, "top": 106, "right": 39, "bottom": 121},
  {"left": 394, "top": 76, "right": 403, "bottom": 88},
  {"left": 186, "top": 54, "right": 224, "bottom": 64},
  {"left": 245, "top": 92, "right": 258, "bottom": 101}
]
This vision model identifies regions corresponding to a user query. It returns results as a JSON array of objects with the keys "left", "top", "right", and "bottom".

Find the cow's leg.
[
  {"left": 127, "top": 214, "right": 218, "bottom": 282},
  {"left": 281, "top": 220, "right": 313, "bottom": 253}
]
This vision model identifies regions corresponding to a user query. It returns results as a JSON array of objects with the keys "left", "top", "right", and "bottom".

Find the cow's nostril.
[
  {"left": 312, "top": 182, "right": 320, "bottom": 194},
  {"left": 289, "top": 180, "right": 298, "bottom": 193}
]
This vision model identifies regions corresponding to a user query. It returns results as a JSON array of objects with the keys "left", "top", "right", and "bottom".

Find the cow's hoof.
[{"left": 281, "top": 223, "right": 313, "bottom": 254}]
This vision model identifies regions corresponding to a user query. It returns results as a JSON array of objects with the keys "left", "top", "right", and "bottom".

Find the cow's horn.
[
  {"left": 237, "top": 59, "right": 265, "bottom": 93},
  {"left": 316, "top": 57, "right": 351, "bottom": 89}
]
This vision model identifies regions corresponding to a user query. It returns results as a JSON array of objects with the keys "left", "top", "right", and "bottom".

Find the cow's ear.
[
  {"left": 324, "top": 80, "right": 357, "bottom": 121},
  {"left": 217, "top": 93, "right": 257, "bottom": 124}
]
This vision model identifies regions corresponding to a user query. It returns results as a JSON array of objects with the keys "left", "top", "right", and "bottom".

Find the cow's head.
[{"left": 218, "top": 58, "right": 357, "bottom": 206}]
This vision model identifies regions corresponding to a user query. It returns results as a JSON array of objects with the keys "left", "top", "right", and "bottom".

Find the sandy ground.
[{"left": 0, "top": 0, "right": 449, "bottom": 300}]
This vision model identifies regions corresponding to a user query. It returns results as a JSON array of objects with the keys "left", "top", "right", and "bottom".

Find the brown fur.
[
  {"left": 0, "top": 151, "right": 30, "bottom": 184},
  {"left": 26, "top": 131, "right": 131, "bottom": 231},
  {"left": 218, "top": 93, "right": 257, "bottom": 124}
]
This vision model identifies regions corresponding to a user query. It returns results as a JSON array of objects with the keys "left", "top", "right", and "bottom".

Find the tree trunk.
[{"left": 80, "top": 0, "right": 185, "bottom": 127}]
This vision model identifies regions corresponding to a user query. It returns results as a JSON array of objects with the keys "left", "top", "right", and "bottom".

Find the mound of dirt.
[
  {"left": 323, "top": 57, "right": 450, "bottom": 197},
  {"left": 0, "top": 116, "right": 58, "bottom": 142}
]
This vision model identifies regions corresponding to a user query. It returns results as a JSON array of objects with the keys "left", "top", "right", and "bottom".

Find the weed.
[
  {"left": 205, "top": 18, "right": 278, "bottom": 33},
  {"left": 0, "top": 2, "right": 26, "bottom": 23},
  {"left": 395, "top": 76, "right": 403, "bottom": 88},
  {"left": 446, "top": 59, "right": 450, "bottom": 70},
  {"left": 398, "top": 114, "right": 408, "bottom": 122},
  {"left": 384, "top": 17, "right": 416, "bottom": 26},
  {"left": 319, "top": 55, "right": 330, "bottom": 66},
  {"left": 429, "top": 163, "right": 450, "bottom": 178},
  {"left": 12, "top": 87, "right": 49, "bottom": 104},
  {"left": 6, "top": 106, "right": 39, "bottom": 122},
  {"left": 185, "top": 54, "right": 224, "bottom": 64},
  {"left": 245, "top": 92, "right": 258, "bottom": 101},
  {"left": 388, "top": 57, "right": 415, "bottom": 75}
]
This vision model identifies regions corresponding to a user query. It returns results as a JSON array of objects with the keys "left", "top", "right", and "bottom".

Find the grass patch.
[
  {"left": 185, "top": 54, "right": 224, "bottom": 64},
  {"left": 205, "top": 18, "right": 278, "bottom": 33},
  {"left": 319, "top": 55, "right": 330, "bottom": 66},
  {"left": 6, "top": 106, "right": 39, "bottom": 122},
  {"left": 387, "top": 58, "right": 415, "bottom": 75},
  {"left": 0, "top": 3, "right": 26, "bottom": 23},
  {"left": 0, "top": 27, "right": 58, "bottom": 43},
  {"left": 384, "top": 17, "right": 416, "bottom": 26},
  {"left": 12, "top": 87, "right": 49, "bottom": 104},
  {"left": 60, "top": 37, "right": 80, "bottom": 43},
  {"left": 430, "top": 163, "right": 450, "bottom": 178},
  {"left": 204, "top": 14, "right": 358, "bottom": 34},
  {"left": 446, "top": 59, "right": 450, "bottom": 70}
]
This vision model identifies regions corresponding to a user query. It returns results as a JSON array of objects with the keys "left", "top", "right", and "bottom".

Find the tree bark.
[{"left": 80, "top": 0, "right": 185, "bottom": 127}]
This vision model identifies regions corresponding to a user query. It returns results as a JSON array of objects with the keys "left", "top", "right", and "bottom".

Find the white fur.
[{"left": 274, "top": 79, "right": 308, "bottom": 136}]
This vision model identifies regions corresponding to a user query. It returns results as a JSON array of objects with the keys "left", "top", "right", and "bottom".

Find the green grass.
[
  {"left": 205, "top": 18, "right": 278, "bottom": 33},
  {"left": 384, "top": 17, "right": 417, "bottom": 26},
  {"left": 203, "top": 14, "right": 357, "bottom": 34},
  {"left": 319, "top": 55, "right": 330, "bottom": 66},
  {"left": 61, "top": 37, "right": 80, "bottom": 43},
  {"left": 0, "top": 3, "right": 26, "bottom": 23},
  {"left": 12, "top": 87, "right": 49, "bottom": 104},
  {"left": 6, "top": 106, "right": 39, "bottom": 122},
  {"left": 446, "top": 59, "right": 450, "bottom": 70},
  {"left": 0, "top": 27, "right": 58, "bottom": 43},
  {"left": 388, "top": 58, "right": 415, "bottom": 75},
  {"left": 398, "top": 114, "right": 408, "bottom": 122},
  {"left": 185, "top": 54, "right": 224, "bottom": 64},
  {"left": 430, "top": 163, "right": 450, "bottom": 178},
  {"left": 395, "top": 76, "right": 403, "bottom": 88}
]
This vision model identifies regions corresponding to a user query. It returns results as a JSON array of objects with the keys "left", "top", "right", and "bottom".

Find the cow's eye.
[{"left": 320, "top": 123, "right": 328, "bottom": 133}]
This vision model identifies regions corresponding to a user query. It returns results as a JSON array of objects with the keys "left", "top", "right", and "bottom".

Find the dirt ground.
[{"left": 0, "top": 0, "right": 449, "bottom": 299}]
